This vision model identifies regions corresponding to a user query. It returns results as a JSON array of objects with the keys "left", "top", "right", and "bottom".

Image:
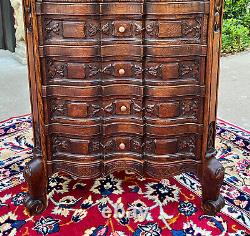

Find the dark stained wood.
[{"left": 22, "top": 0, "right": 225, "bottom": 216}]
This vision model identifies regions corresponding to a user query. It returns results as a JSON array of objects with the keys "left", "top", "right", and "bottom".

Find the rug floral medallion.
[{"left": 0, "top": 115, "right": 249, "bottom": 236}]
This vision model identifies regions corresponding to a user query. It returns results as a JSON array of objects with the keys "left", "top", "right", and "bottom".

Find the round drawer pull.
[
  {"left": 118, "top": 26, "right": 126, "bottom": 33},
  {"left": 119, "top": 143, "right": 126, "bottom": 150},
  {"left": 120, "top": 105, "right": 127, "bottom": 112},
  {"left": 119, "top": 68, "right": 125, "bottom": 75}
]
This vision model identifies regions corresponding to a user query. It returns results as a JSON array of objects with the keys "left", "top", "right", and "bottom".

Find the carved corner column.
[
  {"left": 201, "top": 0, "right": 225, "bottom": 215},
  {"left": 10, "top": 0, "right": 27, "bottom": 64},
  {"left": 22, "top": 0, "right": 48, "bottom": 215}
]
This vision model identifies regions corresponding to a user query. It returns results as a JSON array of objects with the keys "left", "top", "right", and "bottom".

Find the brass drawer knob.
[
  {"left": 118, "top": 26, "right": 126, "bottom": 33},
  {"left": 119, "top": 143, "right": 126, "bottom": 150},
  {"left": 119, "top": 68, "right": 125, "bottom": 75},
  {"left": 120, "top": 105, "right": 127, "bottom": 112}
]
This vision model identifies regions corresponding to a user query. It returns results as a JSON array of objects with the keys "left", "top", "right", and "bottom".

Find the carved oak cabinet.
[{"left": 22, "top": 0, "right": 225, "bottom": 215}]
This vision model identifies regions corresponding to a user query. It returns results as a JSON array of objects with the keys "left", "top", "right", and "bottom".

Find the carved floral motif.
[
  {"left": 145, "top": 22, "right": 159, "bottom": 36},
  {"left": 145, "top": 65, "right": 162, "bottom": 77},
  {"left": 144, "top": 139, "right": 155, "bottom": 153},
  {"left": 51, "top": 100, "right": 66, "bottom": 117},
  {"left": 102, "top": 64, "right": 114, "bottom": 76},
  {"left": 179, "top": 61, "right": 199, "bottom": 79},
  {"left": 47, "top": 59, "right": 66, "bottom": 80},
  {"left": 87, "top": 23, "right": 99, "bottom": 37},
  {"left": 88, "top": 65, "right": 100, "bottom": 77},
  {"left": 103, "top": 140, "right": 116, "bottom": 151},
  {"left": 178, "top": 136, "right": 196, "bottom": 153},
  {"left": 180, "top": 100, "right": 199, "bottom": 119},
  {"left": 182, "top": 18, "right": 201, "bottom": 39},
  {"left": 131, "top": 139, "right": 142, "bottom": 152},
  {"left": 45, "top": 20, "right": 60, "bottom": 39},
  {"left": 52, "top": 137, "right": 70, "bottom": 152}
]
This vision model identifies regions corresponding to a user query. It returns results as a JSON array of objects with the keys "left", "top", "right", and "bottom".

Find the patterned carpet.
[{"left": 0, "top": 115, "right": 249, "bottom": 235}]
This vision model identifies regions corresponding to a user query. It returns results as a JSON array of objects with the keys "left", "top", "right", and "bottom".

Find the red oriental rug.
[{"left": 0, "top": 115, "right": 249, "bottom": 235}]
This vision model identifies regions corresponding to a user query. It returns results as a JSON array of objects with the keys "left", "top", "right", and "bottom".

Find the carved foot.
[
  {"left": 24, "top": 195, "right": 46, "bottom": 215},
  {"left": 201, "top": 157, "right": 225, "bottom": 216},
  {"left": 202, "top": 195, "right": 225, "bottom": 216},
  {"left": 23, "top": 157, "right": 48, "bottom": 215}
]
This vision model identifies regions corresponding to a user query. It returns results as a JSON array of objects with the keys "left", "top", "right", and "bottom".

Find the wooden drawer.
[
  {"left": 39, "top": 45, "right": 100, "bottom": 58},
  {"left": 101, "top": 20, "right": 142, "bottom": 40},
  {"left": 39, "top": 18, "right": 100, "bottom": 44},
  {"left": 104, "top": 136, "right": 143, "bottom": 159},
  {"left": 145, "top": 123, "right": 203, "bottom": 137},
  {"left": 46, "top": 123, "right": 102, "bottom": 137},
  {"left": 100, "top": 3, "right": 143, "bottom": 17},
  {"left": 102, "top": 61, "right": 143, "bottom": 83},
  {"left": 42, "top": 85, "right": 102, "bottom": 98},
  {"left": 36, "top": 2, "right": 100, "bottom": 16},
  {"left": 145, "top": 57, "right": 204, "bottom": 85},
  {"left": 145, "top": 16, "right": 207, "bottom": 44},
  {"left": 145, "top": 2, "right": 209, "bottom": 17},
  {"left": 145, "top": 97, "right": 203, "bottom": 124},
  {"left": 103, "top": 99, "right": 143, "bottom": 118},
  {"left": 45, "top": 98, "right": 102, "bottom": 124},
  {"left": 145, "top": 44, "right": 207, "bottom": 58},
  {"left": 101, "top": 44, "right": 143, "bottom": 60},
  {"left": 144, "top": 134, "right": 201, "bottom": 160},
  {"left": 42, "top": 58, "right": 101, "bottom": 86},
  {"left": 51, "top": 135, "right": 102, "bottom": 160},
  {"left": 145, "top": 85, "right": 205, "bottom": 98},
  {"left": 103, "top": 123, "right": 143, "bottom": 136},
  {"left": 102, "top": 84, "right": 143, "bottom": 98}
]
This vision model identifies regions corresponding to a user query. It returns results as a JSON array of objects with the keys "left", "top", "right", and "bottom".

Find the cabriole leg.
[
  {"left": 201, "top": 157, "right": 225, "bottom": 216},
  {"left": 23, "top": 157, "right": 48, "bottom": 215}
]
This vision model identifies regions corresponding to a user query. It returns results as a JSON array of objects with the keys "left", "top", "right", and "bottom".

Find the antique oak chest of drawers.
[{"left": 22, "top": 0, "right": 225, "bottom": 215}]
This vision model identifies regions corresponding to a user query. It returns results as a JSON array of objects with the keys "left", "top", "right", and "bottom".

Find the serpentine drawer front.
[{"left": 22, "top": 0, "right": 225, "bottom": 216}]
